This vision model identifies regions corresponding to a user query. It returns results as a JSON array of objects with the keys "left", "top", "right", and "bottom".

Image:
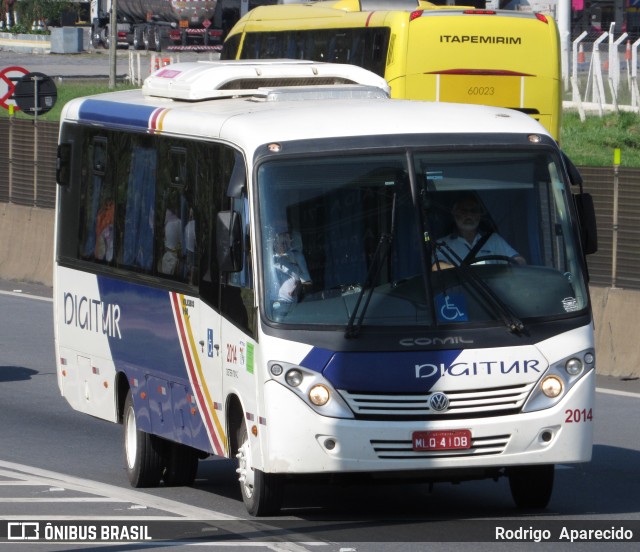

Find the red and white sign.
[{"left": 0, "top": 66, "right": 29, "bottom": 111}]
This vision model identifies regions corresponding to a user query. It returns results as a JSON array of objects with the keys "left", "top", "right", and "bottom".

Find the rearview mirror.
[
  {"left": 574, "top": 192, "right": 598, "bottom": 255},
  {"left": 56, "top": 143, "right": 71, "bottom": 187}
]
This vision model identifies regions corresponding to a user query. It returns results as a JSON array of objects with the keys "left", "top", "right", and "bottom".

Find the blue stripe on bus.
[
  {"left": 78, "top": 99, "right": 156, "bottom": 129},
  {"left": 322, "top": 350, "right": 461, "bottom": 393},
  {"left": 299, "top": 347, "right": 334, "bottom": 372},
  {"left": 97, "top": 277, "right": 184, "bottom": 378},
  {"left": 95, "top": 275, "right": 212, "bottom": 453}
]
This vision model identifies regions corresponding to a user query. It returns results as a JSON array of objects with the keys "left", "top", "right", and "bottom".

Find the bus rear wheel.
[
  {"left": 123, "top": 390, "right": 165, "bottom": 487},
  {"left": 235, "top": 419, "right": 283, "bottom": 516},
  {"left": 508, "top": 464, "right": 554, "bottom": 509}
]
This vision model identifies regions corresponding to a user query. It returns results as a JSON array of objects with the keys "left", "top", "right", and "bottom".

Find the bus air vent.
[
  {"left": 142, "top": 60, "right": 390, "bottom": 101},
  {"left": 257, "top": 85, "right": 389, "bottom": 102}
]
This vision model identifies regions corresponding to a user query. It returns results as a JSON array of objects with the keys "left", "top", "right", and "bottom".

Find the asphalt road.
[
  {"left": 0, "top": 49, "right": 218, "bottom": 82},
  {"left": 0, "top": 280, "right": 639, "bottom": 551}
]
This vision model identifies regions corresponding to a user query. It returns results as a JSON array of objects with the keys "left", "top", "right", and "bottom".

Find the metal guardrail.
[
  {"left": 0, "top": 118, "right": 638, "bottom": 290},
  {"left": 0, "top": 118, "right": 57, "bottom": 209}
]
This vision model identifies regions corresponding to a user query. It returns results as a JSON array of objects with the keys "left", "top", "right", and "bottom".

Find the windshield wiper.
[
  {"left": 433, "top": 241, "right": 525, "bottom": 334},
  {"left": 345, "top": 192, "right": 397, "bottom": 338}
]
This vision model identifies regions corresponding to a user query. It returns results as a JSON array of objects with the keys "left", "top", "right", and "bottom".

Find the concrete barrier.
[
  {"left": 589, "top": 286, "right": 640, "bottom": 378},
  {"left": 0, "top": 203, "right": 53, "bottom": 285},
  {"left": 0, "top": 32, "right": 51, "bottom": 54},
  {"left": 0, "top": 202, "right": 638, "bottom": 379}
]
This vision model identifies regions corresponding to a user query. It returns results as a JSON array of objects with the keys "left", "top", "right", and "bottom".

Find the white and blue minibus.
[{"left": 54, "top": 60, "right": 597, "bottom": 516}]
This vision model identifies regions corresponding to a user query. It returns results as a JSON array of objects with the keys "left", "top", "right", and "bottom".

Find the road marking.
[
  {"left": 0, "top": 461, "right": 319, "bottom": 551},
  {"left": 0, "top": 289, "right": 52, "bottom": 302},
  {"left": 1, "top": 497, "right": 130, "bottom": 503},
  {"left": 596, "top": 387, "right": 640, "bottom": 399},
  {"left": 0, "top": 460, "right": 238, "bottom": 520}
]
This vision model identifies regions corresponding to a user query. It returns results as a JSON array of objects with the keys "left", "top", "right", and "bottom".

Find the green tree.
[{"left": 12, "top": 0, "right": 73, "bottom": 32}]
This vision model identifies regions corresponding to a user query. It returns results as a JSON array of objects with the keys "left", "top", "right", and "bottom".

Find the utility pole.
[
  {"left": 557, "top": 0, "right": 571, "bottom": 91},
  {"left": 109, "top": 0, "right": 117, "bottom": 89}
]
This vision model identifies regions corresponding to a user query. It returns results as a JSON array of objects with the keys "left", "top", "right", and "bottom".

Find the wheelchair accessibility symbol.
[{"left": 435, "top": 293, "right": 468, "bottom": 322}]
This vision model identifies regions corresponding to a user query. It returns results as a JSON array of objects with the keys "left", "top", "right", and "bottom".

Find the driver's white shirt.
[{"left": 435, "top": 232, "right": 519, "bottom": 265}]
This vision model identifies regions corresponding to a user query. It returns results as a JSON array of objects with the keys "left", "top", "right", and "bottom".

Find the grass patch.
[
  {"left": 2, "top": 80, "right": 639, "bottom": 167},
  {"left": 561, "top": 110, "right": 640, "bottom": 167}
]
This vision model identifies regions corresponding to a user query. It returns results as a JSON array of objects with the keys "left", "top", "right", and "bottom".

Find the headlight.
[
  {"left": 309, "top": 384, "right": 330, "bottom": 406},
  {"left": 565, "top": 358, "right": 583, "bottom": 376},
  {"left": 285, "top": 369, "right": 303, "bottom": 387},
  {"left": 268, "top": 361, "right": 354, "bottom": 419},
  {"left": 270, "top": 363, "right": 283, "bottom": 377},
  {"left": 540, "top": 375, "right": 563, "bottom": 398}
]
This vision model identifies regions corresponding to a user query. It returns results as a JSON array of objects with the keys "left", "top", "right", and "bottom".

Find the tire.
[
  {"left": 91, "top": 28, "right": 103, "bottom": 50},
  {"left": 143, "top": 27, "right": 152, "bottom": 51},
  {"left": 154, "top": 28, "right": 163, "bottom": 52},
  {"left": 123, "top": 390, "right": 165, "bottom": 488},
  {"left": 235, "top": 419, "right": 283, "bottom": 516},
  {"left": 508, "top": 464, "right": 554, "bottom": 509},
  {"left": 162, "top": 442, "right": 199, "bottom": 487},
  {"left": 133, "top": 27, "right": 143, "bottom": 50}
]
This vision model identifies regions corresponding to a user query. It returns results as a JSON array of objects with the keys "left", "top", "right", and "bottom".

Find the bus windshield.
[{"left": 258, "top": 149, "right": 588, "bottom": 328}]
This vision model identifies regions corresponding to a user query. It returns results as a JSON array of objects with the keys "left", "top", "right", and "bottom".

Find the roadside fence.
[{"left": 568, "top": 24, "right": 640, "bottom": 118}]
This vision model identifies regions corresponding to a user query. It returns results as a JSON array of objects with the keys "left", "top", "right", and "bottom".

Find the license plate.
[{"left": 412, "top": 429, "right": 472, "bottom": 451}]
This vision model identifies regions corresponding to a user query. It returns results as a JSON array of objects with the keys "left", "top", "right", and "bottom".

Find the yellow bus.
[{"left": 221, "top": 0, "right": 562, "bottom": 140}]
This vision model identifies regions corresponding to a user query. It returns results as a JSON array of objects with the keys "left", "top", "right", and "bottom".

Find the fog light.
[
  {"left": 584, "top": 352, "right": 595, "bottom": 365},
  {"left": 309, "top": 384, "right": 330, "bottom": 406},
  {"left": 541, "top": 375, "right": 563, "bottom": 398},
  {"left": 324, "top": 438, "right": 336, "bottom": 450},
  {"left": 541, "top": 430, "right": 553, "bottom": 443},
  {"left": 285, "top": 369, "right": 303, "bottom": 387},
  {"left": 270, "top": 363, "right": 283, "bottom": 376},
  {"left": 565, "top": 358, "right": 583, "bottom": 376}
]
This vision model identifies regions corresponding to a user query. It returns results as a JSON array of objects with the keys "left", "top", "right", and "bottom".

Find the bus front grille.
[{"left": 339, "top": 383, "right": 535, "bottom": 420}]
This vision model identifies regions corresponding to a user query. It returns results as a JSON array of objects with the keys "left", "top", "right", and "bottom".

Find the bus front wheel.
[
  {"left": 508, "top": 464, "right": 554, "bottom": 509},
  {"left": 235, "top": 419, "right": 283, "bottom": 516},
  {"left": 123, "top": 390, "right": 164, "bottom": 487}
]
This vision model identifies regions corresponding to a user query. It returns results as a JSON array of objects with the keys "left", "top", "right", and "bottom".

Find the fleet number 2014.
[
  {"left": 468, "top": 87, "right": 495, "bottom": 96},
  {"left": 565, "top": 408, "right": 593, "bottom": 423}
]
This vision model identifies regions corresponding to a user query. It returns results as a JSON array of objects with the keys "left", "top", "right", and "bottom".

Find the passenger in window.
[
  {"left": 94, "top": 199, "right": 114, "bottom": 262},
  {"left": 161, "top": 195, "right": 182, "bottom": 276},
  {"left": 434, "top": 194, "right": 525, "bottom": 269}
]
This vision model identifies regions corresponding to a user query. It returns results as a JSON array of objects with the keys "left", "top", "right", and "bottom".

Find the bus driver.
[
  {"left": 434, "top": 194, "right": 526, "bottom": 269},
  {"left": 269, "top": 227, "right": 311, "bottom": 318}
]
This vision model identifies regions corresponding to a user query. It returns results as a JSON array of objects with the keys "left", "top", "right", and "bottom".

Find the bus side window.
[
  {"left": 219, "top": 151, "right": 255, "bottom": 338},
  {"left": 119, "top": 141, "right": 157, "bottom": 273},
  {"left": 79, "top": 135, "right": 116, "bottom": 263},
  {"left": 221, "top": 32, "right": 240, "bottom": 59},
  {"left": 328, "top": 32, "right": 350, "bottom": 63}
]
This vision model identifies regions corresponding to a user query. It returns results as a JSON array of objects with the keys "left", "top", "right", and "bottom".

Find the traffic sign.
[
  {"left": 13, "top": 72, "right": 58, "bottom": 116},
  {"left": 0, "top": 66, "right": 29, "bottom": 111}
]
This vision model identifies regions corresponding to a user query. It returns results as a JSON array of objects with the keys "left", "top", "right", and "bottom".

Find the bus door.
[
  {"left": 162, "top": 145, "right": 227, "bottom": 457},
  {"left": 180, "top": 289, "right": 227, "bottom": 457}
]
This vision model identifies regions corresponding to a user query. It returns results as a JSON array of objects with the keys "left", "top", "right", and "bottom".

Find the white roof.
[{"left": 61, "top": 61, "right": 550, "bottom": 155}]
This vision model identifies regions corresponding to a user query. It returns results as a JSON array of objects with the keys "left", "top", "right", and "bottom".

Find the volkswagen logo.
[{"left": 429, "top": 392, "right": 450, "bottom": 412}]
